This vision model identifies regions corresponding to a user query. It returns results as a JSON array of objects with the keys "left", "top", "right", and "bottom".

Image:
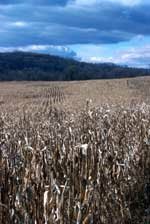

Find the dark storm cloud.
[
  {"left": 0, "top": 0, "right": 70, "bottom": 6},
  {"left": 0, "top": 20, "right": 133, "bottom": 47},
  {"left": 0, "top": 1, "right": 150, "bottom": 48}
]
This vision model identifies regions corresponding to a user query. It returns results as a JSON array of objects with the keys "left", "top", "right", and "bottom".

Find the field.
[
  {"left": 0, "top": 76, "right": 150, "bottom": 111},
  {"left": 0, "top": 77, "right": 150, "bottom": 223}
]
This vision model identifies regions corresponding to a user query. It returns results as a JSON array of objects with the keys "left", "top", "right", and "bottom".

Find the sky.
[{"left": 0, "top": 0, "right": 150, "bottom": 67}]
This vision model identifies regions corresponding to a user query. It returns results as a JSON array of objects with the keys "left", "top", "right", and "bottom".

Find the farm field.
[
  {"left": 0, "top": 76, "right": 150, "bottom": 111},
  {"left": 0, "top": 77, "right": 150, "bottom": 223}
]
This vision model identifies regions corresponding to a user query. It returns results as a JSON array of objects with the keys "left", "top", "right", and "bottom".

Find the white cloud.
[
  {"left": 10, "top": 21, "right": 28, "bottom": 27},
  {"left": 0, "top": 44, "right": 77, "bottom": 58},
  {"left": 108, "top": 0, "right": 142, "bottom": 6},
  {"left": 88, "top": 45, "right": 150, "bottom": 68},
  {"left": 90, "top": 56, "right": 113, "bottom": 63},
  {"left": 74, "top": 0, "right": 98, "bottom": 6},
  {"left": 74, "top": 0, "right": 147, "bottom": 6}
]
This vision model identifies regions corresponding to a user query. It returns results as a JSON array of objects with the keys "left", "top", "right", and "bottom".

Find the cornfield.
[{"left": 0, "top": 87, "right": 150, "bottom": 224}]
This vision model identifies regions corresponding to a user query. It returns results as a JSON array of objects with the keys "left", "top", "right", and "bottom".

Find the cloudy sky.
[{"left": 0, "top": 0, "right": 150, "bottom": 67}]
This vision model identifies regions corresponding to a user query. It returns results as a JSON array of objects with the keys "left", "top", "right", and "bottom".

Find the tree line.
[{"left": 0, "top": 51, "right": 149, "bottom": 81}]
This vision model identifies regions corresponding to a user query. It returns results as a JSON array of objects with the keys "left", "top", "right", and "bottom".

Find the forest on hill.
[{"left": 0, "top": 51, "right": 149, "bottom": 81}]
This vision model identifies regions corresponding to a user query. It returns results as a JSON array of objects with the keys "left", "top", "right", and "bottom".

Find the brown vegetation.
[{"left": 0, "top": 77, "right": 150, "bottom": 223}]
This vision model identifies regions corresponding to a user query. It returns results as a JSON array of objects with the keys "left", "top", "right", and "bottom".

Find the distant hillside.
[{"left": 0, "top": 51, "right": 149, "bottom": 81}]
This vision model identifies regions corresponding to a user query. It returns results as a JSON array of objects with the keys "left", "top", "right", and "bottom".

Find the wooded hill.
[{"left": 0, "top": 51, "right": 149, "bottom": 81}]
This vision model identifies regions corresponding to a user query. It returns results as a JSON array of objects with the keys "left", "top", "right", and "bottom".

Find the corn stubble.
[{"left": 0, "top": 95, "right": 150, "bottom": 224}]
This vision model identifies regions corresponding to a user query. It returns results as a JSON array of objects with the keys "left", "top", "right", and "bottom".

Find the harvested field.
[
  {"left": 0, "top": 77, "right": 150, "bottom": 223},
  {"left": 0, "top": 76, "right": 150, "bottom": 111}
]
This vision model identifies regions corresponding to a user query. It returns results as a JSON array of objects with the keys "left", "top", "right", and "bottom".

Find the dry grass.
[
  {"left": 0, "top": 77, "right": 150, "bottom": 223},
  {"left": 0, "top": 76, "right": 150, "bottom": 111}
]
